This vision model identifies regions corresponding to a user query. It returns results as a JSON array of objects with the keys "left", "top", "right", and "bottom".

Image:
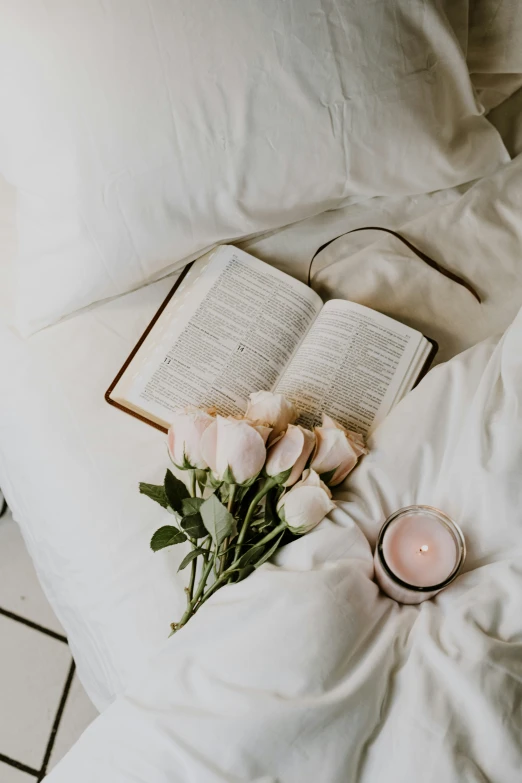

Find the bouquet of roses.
[{"left": 140, "top": 391, "right": 367, "bottom": 633}]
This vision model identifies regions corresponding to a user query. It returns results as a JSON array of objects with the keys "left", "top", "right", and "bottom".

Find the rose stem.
[
  {"left": 201, "top": 536, "right": 211, "bottom": 565},
  {"left": 217, "top": 484, "right": 237, "bottom": 577},
  {"left": 175, "top": 521, "right": 287, "bottom": 631},
  {"left": 187, "top": 539, "right": 197, "bottom": 605},
  {"left": 198, "top": 521, "right": 287, "bottom": 607},
  {"left": 234, "top": 477, "right": 278, "bottom": 560},
  {"left": 184, "top": 471, "right": 198, "bottom": 603},
  {"left": 175, "top": 553, "right": 216, "bottom": 631}
]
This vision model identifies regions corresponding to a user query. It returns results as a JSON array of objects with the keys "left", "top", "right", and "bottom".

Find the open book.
[{"left": 106, "top": 245, "right": 437, "bottom": 436}]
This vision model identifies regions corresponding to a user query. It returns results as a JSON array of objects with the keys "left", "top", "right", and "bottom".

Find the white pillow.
[{"left": 0, "top": 0, "right": 508, "bottom": 334}]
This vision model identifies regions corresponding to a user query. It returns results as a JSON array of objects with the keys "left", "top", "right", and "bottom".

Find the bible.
[{"left": 106, "top": 245, "right": 437, "bottom": 436}]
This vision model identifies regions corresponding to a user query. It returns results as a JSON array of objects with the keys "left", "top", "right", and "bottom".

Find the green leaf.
[
  {"left": 200, "top": 493, "right": 236, "bottom": 547},
  {"left": 180, "top": 513, "right": 207, "bottom": 539},
  {"left": 264, "top": 488, "right": 278, "bottom": 527},
  {"left": 178, "top": 547, "right": 205, "bottom": 572},
  {"left": 208, "top": 473, "right": 223, "bottom": 489},
  {"left": 254, "top": 532, "right": 284, "bottom": 568},
  {"left": 234, "top": 531, "right": 284, "bottom": 572},
  {"left": 178, "top": 450, "right": 194, "bottom": 470},
  {"left": 239, "top": 471, "right": 262, "bottom": 488},
  {"left": 236, "top": 565, "right": 255, "bottom": 582},
  {"left": 235, "top": 545, "right": 263, "bottom": 569},
  {"left": 219, "top": 483, "right": 231, "bottom": 504},
  {"left": 235, "top": 484, "right": 253, "bottom": 504},
  {"left": 182, "top": 497, "right": 204, "bottom": 515},
  {"left": 251, "top": 501, "right": 273, "bottom": 533},
  {"left": 150, "top": 525, "right": 187, "bottom": 551},
  {"left": 272, "top": 467, "right": 292, "bottom": 485},
  {"left": 222, "top": 465, "right": 237, "bottom": 484},
  {"left": 139, "top": 482, "right": 169, "bottom": 509},
  {"left": 195, "top": 469, "right": 208, "bottom": 489},
  {"left": 164, "top": 469, "right": 189, "bottom": 514}
]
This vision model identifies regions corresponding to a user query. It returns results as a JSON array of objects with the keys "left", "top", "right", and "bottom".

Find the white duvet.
[
  {"left": 3, "top": 156, "right": 522, "bottom": 780},
  {"left": 0, "top": 177, "right": 477, "bottom": 711},
  {"left": 46, "top": 305, "right": 522, "bottom": 783}
]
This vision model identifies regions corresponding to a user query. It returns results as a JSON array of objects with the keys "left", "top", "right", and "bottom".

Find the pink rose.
[
  {"left": 167, "top": 406, "right": 215, "bottom": 469},
  {"left": 200, "top": 415, "right": 268, "bottom": 485},
  {"left": 265, "top": 424, "right": 316, "bottom": 486},
  {"left": 310, "top": 414, "right": 367, "bottom": 486},
  {"left": 245, "top": 391, "right": 297, "bottom": 444},
  {"left": 277, "top": 469, "right": 335, "bottom": 534}
]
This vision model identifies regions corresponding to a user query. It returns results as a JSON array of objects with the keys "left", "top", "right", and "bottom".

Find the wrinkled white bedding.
[
  {"left": 0, "top": 181, "right": 476, "bottom": 710},
  {"left": 3, "top": 156, "right": 522, "bottom": 781},
  {"left": 46, "top": 304, "right": 522, "bottom": 783}
]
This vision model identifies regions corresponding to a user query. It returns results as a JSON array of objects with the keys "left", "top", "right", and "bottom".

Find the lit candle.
[{"left": 373, "top": 506, "right": 466, "bottom": 604}]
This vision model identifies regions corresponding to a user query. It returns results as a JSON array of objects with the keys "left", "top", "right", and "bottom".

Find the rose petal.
[
  {"left": 321, "top": 414, "right": 367, "bottom": 457},
  {"left": 200, "top": 420, "right": 218, "bottom": 474},
  {"left": 311, "top": 426, "right": 361, "bottom": 485},
  {"left": 245, "top": 391, "right": 297, "bottom": 443},
  {"left": 346, "top": 429, "right": 368, "bottom": 457},
  {"left": 217, "top": 417, "right": 267, "bottom": 484},
  {"left": 322, "top": 413, "right": 344, "bottom": 430},
  {"left": 278, "top": 483, "right": 335, "bottom": 534},
  {"left": 266, "top": 424, "right": 304, "bottom": 473},
  {"left": 250, "top": 423, "right": 273, "bottom": 444},
  {"left": 292, "top": 468, "right": 332, "bottom": 496},
  {"left": 285, "top": 427, "right": 316, "bottom": 486}
]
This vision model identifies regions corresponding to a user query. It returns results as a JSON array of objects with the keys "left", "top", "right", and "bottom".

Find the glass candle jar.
[{"left": 373, "top": 505, "right": 466, "bottom": 604}]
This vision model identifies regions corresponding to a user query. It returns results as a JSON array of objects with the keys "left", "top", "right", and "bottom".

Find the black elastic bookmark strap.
[{"left": 308, "top": 226, "right": 482, "bottom": 304}]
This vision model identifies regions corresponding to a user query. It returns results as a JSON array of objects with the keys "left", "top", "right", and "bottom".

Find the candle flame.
[{"left": 420, "top": 545, "right": 429, "bottom": 553}]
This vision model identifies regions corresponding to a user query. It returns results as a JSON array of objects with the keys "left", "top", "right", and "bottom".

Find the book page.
[
  {"left": 275, "top": 299, "right": 424, "bottom": 435},
  {"left": 123, "top": 246, "right": 322, "bottom": 423}
]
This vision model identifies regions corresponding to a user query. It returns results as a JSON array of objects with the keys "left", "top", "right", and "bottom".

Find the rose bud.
[
  {"left": 245, "top": 391, "right": 297, "bottom": 444},
  {"left": 277, "top": 469, "right": 335, "bottom": 534},
  {"left": 167, "top": 406, "right": 215, "bottom": 469},
  {"left": 200, "top": 415, "right": 268, "bottom": 485},
  {"left": 310, "top": 414, "right": 367, "bottom": 486},
  {"left": 265, "top": 424, "right": 315, "bottom": 486}
]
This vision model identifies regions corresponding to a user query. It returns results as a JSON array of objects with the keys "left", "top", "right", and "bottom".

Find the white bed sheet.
[
  {"left": 3, "top": 157, "right": 522, "bottom": 713},
  {"left": 1, "top": 157, "right": 522, "bottom": 783},
  {"left": 0, "top": 182, "right": 468, "bottom": 710},
  {"left": 46, "top": 302, "right": 522, "bottom": 783}
]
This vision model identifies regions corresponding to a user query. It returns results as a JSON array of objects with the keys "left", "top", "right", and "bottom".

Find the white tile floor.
[{"left": 0, "top": 502, "right": 99, "bottom": 781}]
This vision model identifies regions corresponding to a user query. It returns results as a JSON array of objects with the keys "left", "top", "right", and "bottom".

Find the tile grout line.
[
  {"left": 0, "top": 751, "right": 39, "bottom": 778},
  {"left": 0, "top": 508, "right": 80, "bottom": 778},
  {"left": 0, "top": 607, "right": 68, "bottom": 644},
  {"left": 37, "top": 659, "right": 76, "bottom": 781}
]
